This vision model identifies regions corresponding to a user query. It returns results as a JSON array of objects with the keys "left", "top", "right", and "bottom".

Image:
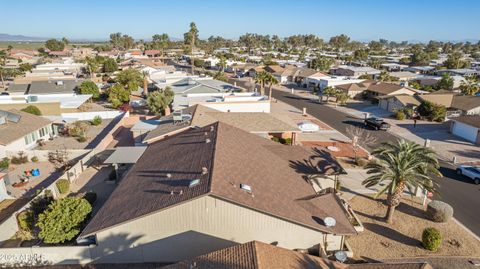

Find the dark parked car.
[{"left": 364, "top": 117, "right": 390, "bottom": 130}]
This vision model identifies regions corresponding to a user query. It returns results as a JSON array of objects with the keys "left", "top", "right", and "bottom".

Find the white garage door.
[{"left": 452, "top": 121, "right": 478, "bottom": 142}]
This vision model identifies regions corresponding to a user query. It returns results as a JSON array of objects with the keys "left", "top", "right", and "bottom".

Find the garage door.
[{"left": 452, "top": 121, "right": 478, "bottom": 142}]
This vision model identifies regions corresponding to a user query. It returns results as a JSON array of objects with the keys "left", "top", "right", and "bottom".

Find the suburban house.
[
  {"left": 389, "top": 71, "right": 419, "bottom": 81},
  {"left": 169, "top": 78, "right": 269, "bottom": 112},
  {"left": 0, "top": 109, "right": 54, "bottom": 158},
  {"left": 142, "top": 104, "right": 300, "bottom": 145},
  {"left": 164, "top": 241, "right": 433, "bottom": 269},
  {"left": 80, "top": 122, "right": 355, "bottom": 263},
  {"left": 330, "top": 65, "right": 381, "bottom": 78},
  {"left": 365, "top": 82, "right": 418, "bottom": 99},
  {"left": 377, "top": 92, "right": 480, "bottom": 116},
  {"left": 436, "top": 68, "right": 479, "bottom": 78},
  {"left": 334, "top": 80, "right": 375, "bottom": 99},
  {"left": 450, "top": 116, "right": 480, "bottom": 144}
]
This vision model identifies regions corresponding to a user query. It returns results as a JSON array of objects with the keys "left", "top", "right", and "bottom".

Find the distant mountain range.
[{"left": 0, "top": 33, "right": 48, "bottom": 42}]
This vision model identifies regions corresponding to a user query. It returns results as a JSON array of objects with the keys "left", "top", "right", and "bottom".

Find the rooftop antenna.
[
  {"left": 205, "top": 138, "right": 211, "bottom": 144},
  {"left": 166, "top": 173, "right": 172, "bottom": 178}
]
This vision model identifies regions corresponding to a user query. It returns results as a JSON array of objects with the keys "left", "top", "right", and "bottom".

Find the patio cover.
[{"left": 104, "top": 147, "right": 147, "bottom": 164}]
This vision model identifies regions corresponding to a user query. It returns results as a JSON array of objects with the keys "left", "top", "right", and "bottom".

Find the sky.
[{"left": 3, "top": 0, "right": 480, "bottom": 42}]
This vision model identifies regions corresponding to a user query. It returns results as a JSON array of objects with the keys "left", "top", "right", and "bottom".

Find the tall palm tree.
[
  {"left": 142, "top": 71, "right": 150, "bottom": 96},
  {"left": 264, "top": 72, "right": 279, "bottom": 100},
  {"left": 254, "top": 71, "right": 268, "bottom": 96},
  {"left": 459, "top": 76, "right": 480, "bottom": 96},
  {"left": 362, "top": 139, "right": 441, "bottom": 224},
  {"left": 0, "top": 50, "right": 6, "bottom": 89}
]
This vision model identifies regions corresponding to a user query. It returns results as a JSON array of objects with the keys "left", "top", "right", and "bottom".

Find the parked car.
[
  {"left": 364, "top": 117, "right": 390, "bottom": 131},
  {"left": 456, "top": 165, "right": 480, "bottom": 184}
]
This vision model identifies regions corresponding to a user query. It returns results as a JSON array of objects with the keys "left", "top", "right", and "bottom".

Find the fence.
[
  {"left": 61, "top": 110, "right": 123, "bottom": 121},
  {"left": 5, "top": 150, "right": 90, "bottom": 163}
]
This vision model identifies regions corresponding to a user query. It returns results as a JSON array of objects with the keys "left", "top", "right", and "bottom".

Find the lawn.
[{"left": 348, "top": 194, "right": 480, "bottom": 259}]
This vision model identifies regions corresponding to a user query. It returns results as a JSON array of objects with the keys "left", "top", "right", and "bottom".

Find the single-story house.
[
  {"left": 389, "top": 71, "right": 419, "bottom": 81},
  {"left": 377, "top": 94, "right": 421, "bottom": 112},
  {"left": 0, "top": 109, "right": 54, "bottom": 158},
  {"left": 436, "top": 69, "right": 479, "bottom": 78},
  {"left": 27, "top": 79, "right": 83, "bottom": 95},
  {"left": 334, "top": 80, "right": 375, "bottom": 99},
  {"left": 330, "top": 66, "right": 381, "bottom": 78},
  {"left": 365, "top": 82, "right": 418, "bottom": 99},
  {"left": 450, "top": 95, "right": 480, "bottom": 115},
  {"left": 79, "top": 122, "right": 354, "bottom": 263},
  {"left": 142, "top": 104, "right": 299, "bottom": 144},
  {"left": 450, "top": 116, "right": 480, "bottom": 144}
]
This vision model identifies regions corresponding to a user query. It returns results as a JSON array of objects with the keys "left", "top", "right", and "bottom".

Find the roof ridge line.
[
  {"left": 206, "top": 121, "right": 220, "bottom": 193},
  {"left": 252, "top": 241, "right": 261, "bottom": 269}
]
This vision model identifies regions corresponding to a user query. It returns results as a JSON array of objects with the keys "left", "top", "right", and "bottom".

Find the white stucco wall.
[
  {"left": 91, "top": 196, "right": 343, "bottom": 263},
  {"left": 202, "top": 101, "right": 271, "bottom": 113}
]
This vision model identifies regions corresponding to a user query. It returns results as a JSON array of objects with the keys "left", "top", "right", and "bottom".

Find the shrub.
[
  {"left": 110, "top": 98, "right": 122, "bottom": 108},
  {"left": 37, "top": 197, "right": 92, "bottom": 244},
  {"left": 17, "top": 210, "right": 34, "bottom": 232},
  {"left": 56, "top": 179, "right": 70, "bottom": 194},
  {"left": 79, "top": 81, "right": 100, "bottom": 99},
  {"left": 91, "top": 115, "right": 102, "bottom": 126},
  {"left": 21, "top": 105, "right": 42, "bottom": 116},
  {"left": 77, "top": 136, "right": 87, "bottom": 143},
  {"left": 427, "top": 200, "right": 454, "bottom": 223},
  {"left": 395, "top": 110, "right": 406, "bottom": 120},
  {"left": 11, "top": 152, "right": 28, "bottom": 164},
  {"left": 31, "top": 156, "right": 39, "bottom": 163},
  {"left": 284, "top": 138, "right": 292, "bottom": 145},
  {"left": 0, "top": 157, "right": 10, "bottom": 169},
  {"left": 422, "top": 227, "right": 442, "bottom": 251}
]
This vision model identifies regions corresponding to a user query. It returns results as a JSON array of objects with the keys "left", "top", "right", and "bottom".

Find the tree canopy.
[
  {"left": 79, "top": 81, "right": 100, "bottom": 99},
  {"left": 37, "top": 197, "right": 92, "bottom": 244},
  {"left": 45, "top": 39, "right": 66, "bottom": 51},
  {"left": 116, "top": 69, "right": 143, "bottom": 91},
  {"left": 146, "top": 87, "right": 174, "bottom": 115}
]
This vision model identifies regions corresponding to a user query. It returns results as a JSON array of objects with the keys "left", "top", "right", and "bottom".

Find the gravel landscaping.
[{"left": 348, "top": 194, "right": 480, "bottom": 259}]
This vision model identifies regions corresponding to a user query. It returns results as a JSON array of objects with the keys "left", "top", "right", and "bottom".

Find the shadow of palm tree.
[{"left": 362, "top": 223, "right": 422, "bottom": 247}]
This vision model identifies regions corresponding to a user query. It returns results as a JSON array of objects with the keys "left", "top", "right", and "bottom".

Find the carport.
[{"left": 104, "top": 147, "right": 147, "bottom": 181}]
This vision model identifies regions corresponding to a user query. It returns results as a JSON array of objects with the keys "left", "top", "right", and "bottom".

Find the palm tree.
[
  {"left": 362, "top": 140, "right": 441, "bottom": 224},
  {"left": 85, "top": 57, "right": 98, "bottom": 79},
  {"left": 0, "top": 50, "right": 6, "bottom": 89},
  {"left": 264, "top": 72, "right": 279, "bottom": 100},
  {"left": 254, "top": 71, "right": 268, "bottom": 96},
  {"left": 459, "top": 76, "right": 480, "bottom": 96},
  {"left": 142, "top": 71, "right": 150, "bottom": 96}
]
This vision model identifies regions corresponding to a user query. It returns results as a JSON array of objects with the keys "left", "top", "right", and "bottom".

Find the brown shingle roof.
[
  {"left": 163, "top": 241, "right": 348, "bottom": 269},
  {"left": 82, "top": 122, "right": 354, "bottom": 236},
  {"left": 452, "top": 115, "right": 480, "bottom": 128},
  {"left": 418, "top": 93, "right": 454, "bottom": 107},
  {"left": 451, "top": 95, "right": 480, "bottom": 111},
  {"left": 0, "top": 109, "right": 52, "bottom": 145},
  {"left": 335, "top": 83, "right": 367, "bottom": 92},
  {"left": 164, "top": 241, "right": 434, "bottom": 269},
  {"left": 367, "top": 83, "right": 406, "bottom": 95}
]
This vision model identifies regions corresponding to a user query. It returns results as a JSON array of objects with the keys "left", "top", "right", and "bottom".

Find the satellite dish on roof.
[
  {"left": 334, "top": 251, "right": 348, "bottom": 263},
  {"left": 324, "top": 217, "right": 336, "bottom": 227}
]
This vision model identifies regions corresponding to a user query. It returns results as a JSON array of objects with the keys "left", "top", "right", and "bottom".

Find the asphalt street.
[{"left": 269, "top": 87, "right": 480, "bottom": 238}]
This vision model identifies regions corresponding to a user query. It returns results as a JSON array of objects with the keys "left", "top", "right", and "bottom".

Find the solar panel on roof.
[{"left": 0, "top": 110, "right": 21, "bottom": 123}]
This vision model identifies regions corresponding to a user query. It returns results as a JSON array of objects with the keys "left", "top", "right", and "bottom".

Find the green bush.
[
  {"left": 31, "top": 156, "right": 39, "bottom": 163},
  {"left": 21, "top": 105, "right": 42, "bottom": 116},
  {"left": 17, "top": 210, "right": 34, "bottom": 232},
  {"left": 0, "top": 157, "right": 10, "bottom": 169},
  {"left": 30, "top": 191, "right": 54, "bottom": 216},
  {"left": 37, "top": 197, "right": 92, "bottom": 244},
  {"left": 56, "top": 179, "right": 70, "bottom": 194},
  {"left": 422, "top": 227, "right": 442, "bottom": 251},
  {"left": 110, "top": 98, "right": 122, "bottom": 108},
  {"left": 91, "top": 115, "right": 102, "bottom": 126},
  {"left": 77, "top": 136, "right": 87, "bottom": 143},
  {"left": 395, "top": 110, "right": 406, "bottom": 120}
]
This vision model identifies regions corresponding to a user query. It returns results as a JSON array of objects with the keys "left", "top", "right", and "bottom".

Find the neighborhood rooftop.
[
  {"left": 0, "top": 109, "right": 52, "bottom": 145},
  {"left": 81, "top": 122, "right": 351, "bottom": 236}
]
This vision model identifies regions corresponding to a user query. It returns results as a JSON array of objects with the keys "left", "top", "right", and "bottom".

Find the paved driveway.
[{"left": 268, "top": 86, "right": 480, "bottom": 238}]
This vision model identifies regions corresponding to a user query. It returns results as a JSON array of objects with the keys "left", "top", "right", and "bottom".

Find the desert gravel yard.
[{"left": 348, "top": 194, "right": 480, "bottom": 259}]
